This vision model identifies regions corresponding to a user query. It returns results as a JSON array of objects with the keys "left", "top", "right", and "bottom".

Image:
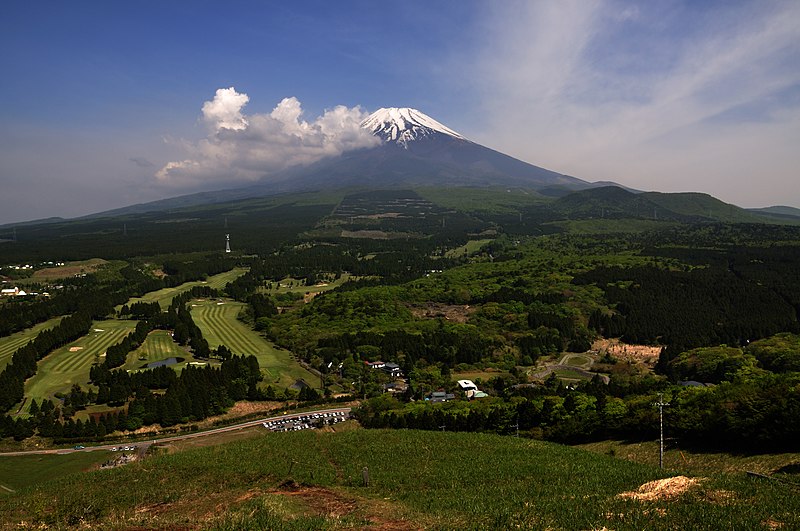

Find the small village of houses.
[{"left": 363, "top": 360, "right": 489, "bottom": 402}]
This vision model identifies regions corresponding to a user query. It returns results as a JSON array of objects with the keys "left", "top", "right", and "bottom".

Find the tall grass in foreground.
[{"left": 0, "top": 430, "right": 798, "bottom": 529}]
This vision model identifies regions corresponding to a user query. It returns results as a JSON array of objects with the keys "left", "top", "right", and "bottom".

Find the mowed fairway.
[
  {"left": 122, "top": 268, "right": 247, "bottom": 310},
  {"left": 191, "top": 300, "right": 319, "bottom": 388},
  {"left": 21, "top": 320, "right": 138, "bottom": 413},
  {"left": 0, "top": 316, "right": 64, "bottom": 371}
]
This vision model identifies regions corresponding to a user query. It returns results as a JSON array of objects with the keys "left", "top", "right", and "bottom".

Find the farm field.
[
  {"left": 20, "top": 319, "right": 138, "bottom": 414},
  {"left": 190, "top": 299, "right": 319, "bottom": 388},
  {"left": 1, "top": 429, "right": 798, "bottom": 529},
  {"left": 0, "top": 316, "right": 64, "bottom": 371},
  {"left": 122, "top": 268, "right": 247, "bottom": 310}
]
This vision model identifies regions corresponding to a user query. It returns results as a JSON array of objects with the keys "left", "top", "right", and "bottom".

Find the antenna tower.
[
  {"left": 654, "top": 393, "right": 671, "bottom": 469},
  {"left": 225, "top": 234, "right": 231, "bottom": 253}
]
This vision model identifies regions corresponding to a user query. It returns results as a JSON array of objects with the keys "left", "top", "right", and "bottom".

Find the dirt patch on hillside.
[
  {"left": 594, "top": 339, "right": 661, "bottom": 368},
  {"left": 618, "top": 476, "right": 704, "bottom": 501},
  {"left": 410, "top": 303, "right": 474, "bottom": 324},
  {"left": 272, "top": 482, "right": 418, "bottom": 530}
]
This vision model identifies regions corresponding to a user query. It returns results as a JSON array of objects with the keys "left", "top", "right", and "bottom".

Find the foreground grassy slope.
[
  {"left": 0, "top": 452, "right": 110, "bottom": 495},
  {"left": 1, "top": 430, "right": 797, "bottom": 529}
]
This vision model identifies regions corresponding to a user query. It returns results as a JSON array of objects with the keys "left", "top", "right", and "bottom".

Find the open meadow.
[
  {"left": 190, "top": 299, "right": 319, "bottom": 388},
  {"left": 0, "top": 429, "right": 797, "bottom": 529},
  {"left": 0, "top": 316, "right": 63, "bottom": 371},
  {"left": 20, "top": 319, "right": 137, "bottom": 414}
]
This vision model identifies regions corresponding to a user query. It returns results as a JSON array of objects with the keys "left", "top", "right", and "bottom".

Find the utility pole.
[{"left": 654, "top": 393, "right": 671, "bottom": 469}]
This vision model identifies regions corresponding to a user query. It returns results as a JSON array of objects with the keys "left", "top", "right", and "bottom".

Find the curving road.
[{"left": 0, "top": 407, "right": 352, "bottom": 457}]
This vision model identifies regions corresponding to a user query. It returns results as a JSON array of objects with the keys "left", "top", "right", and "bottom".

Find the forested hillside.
[{"left": 1, "top": 188, "right": 799, "bottom": 453}]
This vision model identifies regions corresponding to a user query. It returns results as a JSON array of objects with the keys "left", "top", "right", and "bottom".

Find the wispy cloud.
[
  {"left": 467, "top": 1, "right": 800, "bottom": 206},
  {"left": 156, "top": 88, "right": 380, "bottom": 189}
]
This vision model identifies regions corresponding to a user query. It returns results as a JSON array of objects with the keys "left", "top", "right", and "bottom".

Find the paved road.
[{"left": 0, "top": 406, "right": 352, "bottom": 457}]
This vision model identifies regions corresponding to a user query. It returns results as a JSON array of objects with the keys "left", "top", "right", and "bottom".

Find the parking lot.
[{"left": 262, "top": 410, "right": 350, "bottom": 432}]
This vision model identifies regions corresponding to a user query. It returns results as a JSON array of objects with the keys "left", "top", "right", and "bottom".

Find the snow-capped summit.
[{"left": 362, "top": 107, "right": 466, "bottom": 147}]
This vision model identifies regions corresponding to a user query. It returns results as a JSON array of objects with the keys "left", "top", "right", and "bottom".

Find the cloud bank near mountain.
[{"left": 155, "top": 88, "right": 379, "bottom": 189}]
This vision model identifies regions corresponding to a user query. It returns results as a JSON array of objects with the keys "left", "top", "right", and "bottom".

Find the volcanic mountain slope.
[{"left": 267, "top": 107, "right": 590, "bottom": 191}]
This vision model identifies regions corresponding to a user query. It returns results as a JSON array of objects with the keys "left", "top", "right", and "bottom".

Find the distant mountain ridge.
[{"left": 5, "top": 107, "right": 796, "bottom": 226}]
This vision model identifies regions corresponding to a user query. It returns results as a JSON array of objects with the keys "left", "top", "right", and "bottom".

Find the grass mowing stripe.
[
  {"left": 0, "top": 316, "right": 65, "bottom": 370},
  {"left": 21, "top": 320, "right": 137, "bottom": 413},
  {"left": 191, "top": 299, "right": 318, "bottom": 388},
  {"left": 121, "top": 268, "right": 247, "bottom": 310}
]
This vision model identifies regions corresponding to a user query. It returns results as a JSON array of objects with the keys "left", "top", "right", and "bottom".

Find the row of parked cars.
[
  {"left": 110, "top": 445, "right": 137, "bottom": 452},
  {"left": 262, "top": 410, "right": 349, "bottom": 433}
]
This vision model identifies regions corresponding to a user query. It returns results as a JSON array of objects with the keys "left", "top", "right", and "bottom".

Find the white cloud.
[
  {"left": 466, "top": 1, "right": 800, "bottom": 207},
  {"left": 201, "top": 87, "right": 249, "bottom": 131},
  {"left": 156, "top": 89, "right": 379, "bottom": 188}
]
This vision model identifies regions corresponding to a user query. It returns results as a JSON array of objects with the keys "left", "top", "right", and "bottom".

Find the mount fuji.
[
  {"left": 87, "top": 107, "right": 610, "bottom": 218},
  {"left": 264, "top": 107, "right": 591, "bottom": 192}
]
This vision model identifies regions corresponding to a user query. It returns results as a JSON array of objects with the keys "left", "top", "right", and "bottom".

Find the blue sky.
[{"left": 1, "top": 1, "right": 798, "bottom": 224}]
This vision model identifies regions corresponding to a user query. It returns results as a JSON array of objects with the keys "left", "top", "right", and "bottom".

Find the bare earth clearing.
[
  {"left": 409, "top": 303, "right": 474, "bottom": 323},
  {"left": 593, "top": 338, "right": 662, "bottom": 368},
  {"left": 31, "top": 258, "right": 108, "bottom": 280}
]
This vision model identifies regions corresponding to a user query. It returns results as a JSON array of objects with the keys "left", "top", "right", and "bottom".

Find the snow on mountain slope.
[{"left": 362, "top": 107, "right": 466, "bottom": 147}]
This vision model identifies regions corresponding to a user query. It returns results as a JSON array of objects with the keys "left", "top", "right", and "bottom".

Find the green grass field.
[
  {"left": 259, "top": 274, "right": 351, "bottom": 296},
  {"left": 122, "top": 268, "right": 247, "bottom": 310},
  {"left": 0, "top": 316, "right": 64, "bottom": 371},
  {"left": 444, "top": 239, "right": 492, "bottom": 258},
  {"left": 119, "top": 329, "right": 215, "bottom": 374},
  {"left": 563, "top": 354, "right": 593, "bottom": 367},
  {"left": 1, "top": 429, "right": 797, "bottom": 529},
  {"left": 451, "top": 370, "right": 512, "bottom": 384},
  {"left": 0, "top": 452, "right": 111, "bottom": 495},
  {"left": 190, "top": 299, "right": 319, "bottom": 388},
  {"left": 20, "top": 320, "right": 138, "bottom": 414},
  {"left": 577, "top": 439, "right": 800, "bottom": 478}
]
